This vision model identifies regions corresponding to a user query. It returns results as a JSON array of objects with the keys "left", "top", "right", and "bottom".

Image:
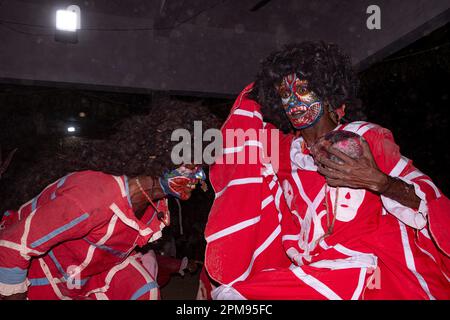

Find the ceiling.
[{"left": 1, "top": 0, "right": 449, "bottom": 95}]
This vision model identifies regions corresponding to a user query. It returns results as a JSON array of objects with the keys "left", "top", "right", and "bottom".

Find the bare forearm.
[
  {"left": 128, "top": 176, "right": 166, "bottom": 217},
  {"left": 377, "top": 175, "right": 421, "bottom": 210},
  {"left": 146, "top": 176, "right": 166, "bottom": 200},
  {"left": 130, "top": 176, "right": 166, "bottom": 202}
]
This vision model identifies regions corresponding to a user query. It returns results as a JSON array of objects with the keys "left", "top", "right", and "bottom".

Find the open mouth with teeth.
[
  {"left": 286, "top": 102, "right": 322, "bottom": 128},
  {"left": 288, "top": 105, "right": 308, "bottom": 118}
]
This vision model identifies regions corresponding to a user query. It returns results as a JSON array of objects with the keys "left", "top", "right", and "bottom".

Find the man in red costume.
[
  {"left": 0, "top": 166, "right": 204, "bottom": 300},
  {"left": 204, "top": 42, "right": 450, "bottom": 299}
]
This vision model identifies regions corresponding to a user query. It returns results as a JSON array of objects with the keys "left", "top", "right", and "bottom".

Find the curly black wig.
[
  {"left": 249, "top": 41, "right": 365, "bottom": 132},
  {"left": 0, "top": 99, "right": 221, "bottom": 213}
]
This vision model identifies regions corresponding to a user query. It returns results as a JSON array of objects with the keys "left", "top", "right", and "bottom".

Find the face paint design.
[{"left": 278, "top": 73, "right": 323, "bottom": 129}]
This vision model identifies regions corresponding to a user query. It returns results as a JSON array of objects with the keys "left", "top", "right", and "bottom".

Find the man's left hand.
[{"left": 312, "top": 138, "right": 389, "bottom": 193}]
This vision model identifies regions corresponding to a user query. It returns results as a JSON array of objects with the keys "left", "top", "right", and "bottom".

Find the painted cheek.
[{"left": 291, "top": 103, "right": 323, "bottom": 129}]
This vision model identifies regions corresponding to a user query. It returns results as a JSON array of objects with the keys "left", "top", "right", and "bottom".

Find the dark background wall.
[
  {"left": 1, "top": 0, "right": 449, "bottom": 95},
  {"left": 359, "top": 22, "right": 450, "bottom": 195}
]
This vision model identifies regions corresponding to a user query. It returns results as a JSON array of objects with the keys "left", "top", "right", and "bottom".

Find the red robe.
[
  {"left": 204, "top": 84, "right": 450, "bottom": 300},
  {"left": 0, "top": 170, "right": 169, "bottom": 299}
]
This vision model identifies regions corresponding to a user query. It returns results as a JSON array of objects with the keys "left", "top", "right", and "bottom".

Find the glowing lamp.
[{"left": 55, "top": 5, "right": 81, "bottom": 43}]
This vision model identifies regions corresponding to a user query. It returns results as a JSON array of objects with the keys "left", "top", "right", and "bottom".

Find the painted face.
[{"left": 278, "top": 73, "right": 323, "bottom": 129}]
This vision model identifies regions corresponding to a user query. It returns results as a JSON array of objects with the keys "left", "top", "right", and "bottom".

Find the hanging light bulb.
[{"left": 55, "top": 5, "right": 81, "bottom": 43}]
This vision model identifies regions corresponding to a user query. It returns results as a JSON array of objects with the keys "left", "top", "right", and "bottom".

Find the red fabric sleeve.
[
  {"left": 363, "top": 126, "right": 449, "bottom": 256},
  {"left": 0, "top": 173, "right": 116, "bottom": 296}
]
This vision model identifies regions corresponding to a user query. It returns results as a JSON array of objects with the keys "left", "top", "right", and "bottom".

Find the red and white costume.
[
  {"left": 204, "top": 84, "right": 450, "bottom": 300},
  {"left": 0, "top": 170, "right": 169, "bottom": 300}
]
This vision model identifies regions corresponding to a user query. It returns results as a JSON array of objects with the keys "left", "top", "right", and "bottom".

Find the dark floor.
[{"left": 160, "top": 271, "right": 201, "bottom": 300}]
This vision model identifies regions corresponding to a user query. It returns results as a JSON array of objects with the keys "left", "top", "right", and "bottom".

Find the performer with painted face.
[
  {"left": 0, "top": 101, "right": 217, "bottom": 300},
  {"left": 202, "top": 41, "right": 450, "bottom": 300}
]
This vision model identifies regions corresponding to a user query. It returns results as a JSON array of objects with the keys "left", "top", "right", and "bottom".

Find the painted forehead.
[
  {"left": 280, "top": 73, "right": 306, "bottom": 85},
  {"left": 279, "top": 73, "right": 318, "bottom": 102},
  {"left": 279, "top": 73, "right": 309, "bottom": 94}
]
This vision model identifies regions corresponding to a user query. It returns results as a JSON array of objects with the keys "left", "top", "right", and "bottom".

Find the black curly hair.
[{"left": 249, "top": 41, "right": 364, "bottom": 132}]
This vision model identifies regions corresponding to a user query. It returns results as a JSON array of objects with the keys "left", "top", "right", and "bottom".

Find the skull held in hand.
[{"left": 321, "top": 130, "right": 363, "bottom": 162}]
